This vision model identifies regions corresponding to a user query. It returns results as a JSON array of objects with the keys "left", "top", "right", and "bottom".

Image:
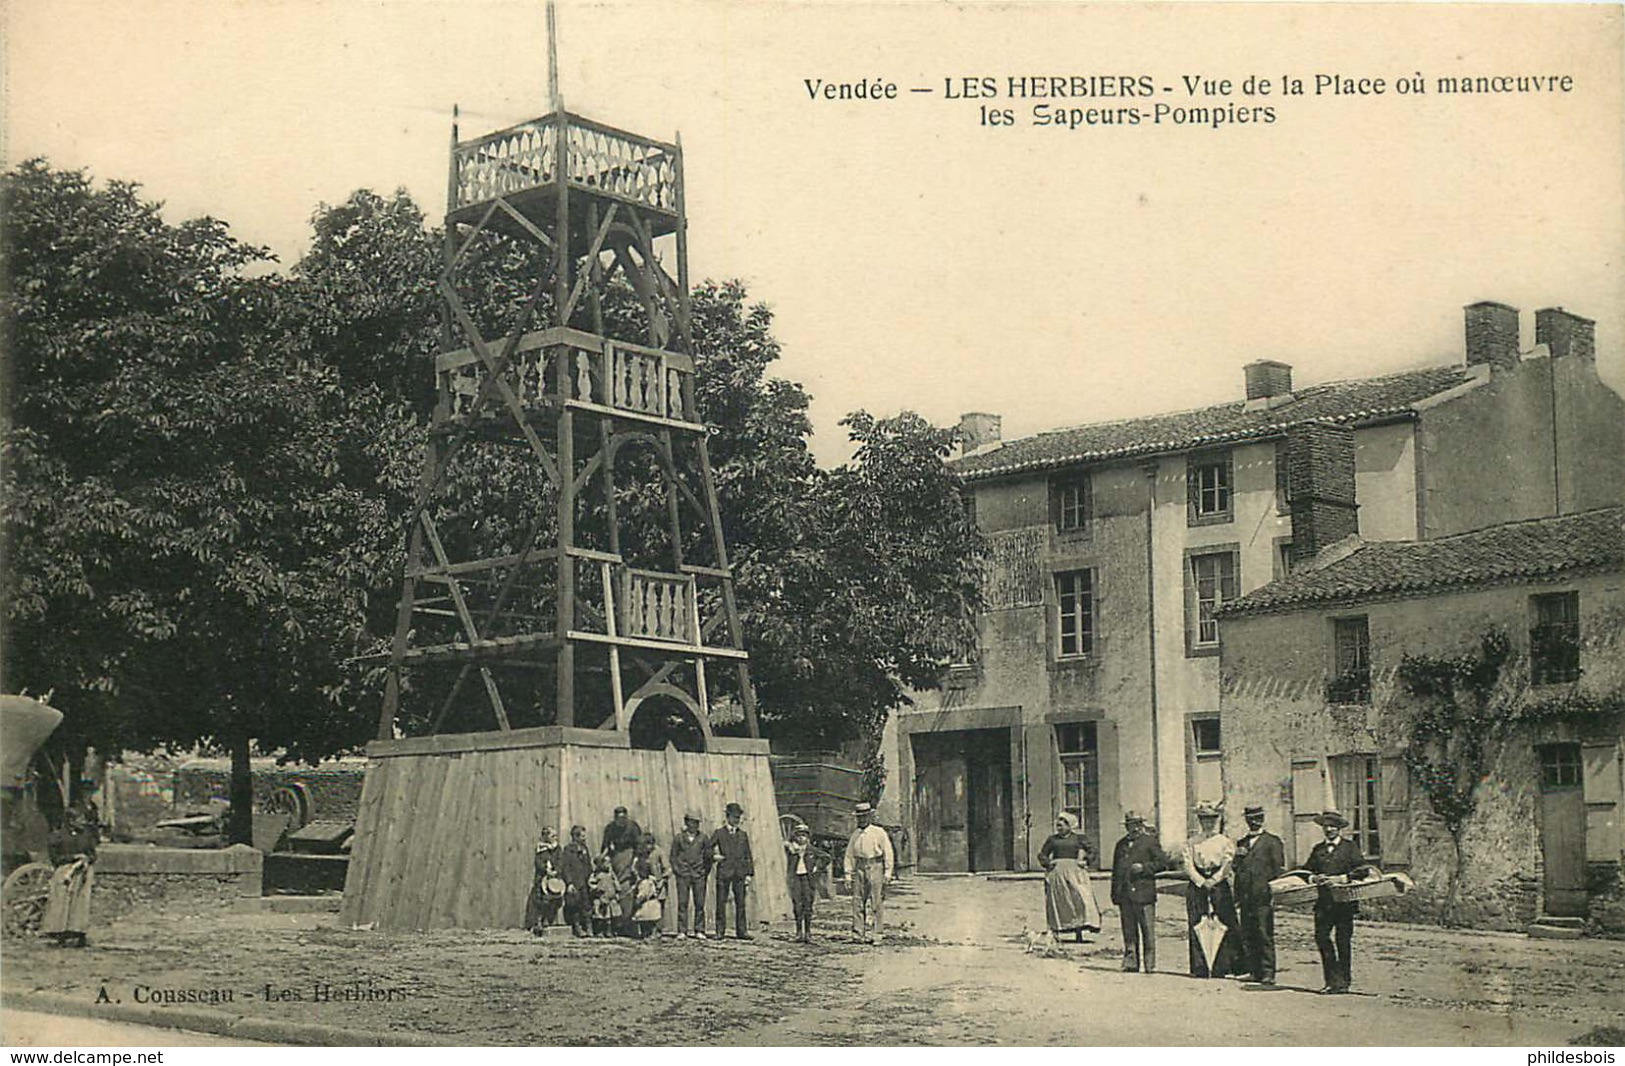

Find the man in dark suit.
[
  {"left": 706, "top": 801, "right": 755, "bottom": 939},
  {"left": 1110, "top": 810, "right": 1163, "bottom": 973},
  {"left": 1232, "top": 803, "right": 1286, "bottom": 984},
  {"left": 1305, "top": 810, "right": 1366, "bottom": 994}
]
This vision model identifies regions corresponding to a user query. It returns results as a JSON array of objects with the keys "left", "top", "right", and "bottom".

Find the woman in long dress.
[
  {"left": 1183, "top": 801, "right": 1240, "bottom": 977},
  {"left": 41, "top": 805, "right": 97, "bottom": 948},
  {"left": 1038, "top": 812, "right": 1102, "bottom": 942}
]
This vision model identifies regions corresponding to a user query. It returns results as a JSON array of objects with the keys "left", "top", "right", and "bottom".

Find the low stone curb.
[{"left": 5, "top": 991, "right": 457, "bottom": 1047}]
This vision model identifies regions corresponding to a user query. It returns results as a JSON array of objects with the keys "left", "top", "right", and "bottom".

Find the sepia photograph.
[{"left": 2, "top": 0, "right": 1623, "bottom": 1050}]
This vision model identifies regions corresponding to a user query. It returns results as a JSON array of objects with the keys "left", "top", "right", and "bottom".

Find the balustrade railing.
[
  {"left": 452, "top": 113, "right": 678, "bottom": 215},
  {"left": 605, "top": 341, "right": 688, "bottom": 420},
  {"left": 619, "top": 569, "right": 696, "bottom": 645},
  {"left": 439, "top": 330, "right": 694, "bottom": 425}
]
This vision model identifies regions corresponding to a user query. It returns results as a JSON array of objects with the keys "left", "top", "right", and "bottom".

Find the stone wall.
[
  {"left": 89, "top": 844, "right": 264, "bottom": 922},
  {"left": 1220, "top": 573, "right": 1625, "bottom": 932}
]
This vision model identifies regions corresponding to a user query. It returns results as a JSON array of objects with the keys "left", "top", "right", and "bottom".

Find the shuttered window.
[
  {"left": 1185, "top": 549, "right": 1239, "bottom": 652},
  {"left": 1056, "top": 569, "right": 1096, "bottom": 657},
  {"left": 1331, "top": 754, "right": 1381, "bottom": 861},
  {"left": 1530, "top": 592, "right": 1580, "bottom": 685},
  {"left": 1187, "top": 452, "right": 1235, "bottom": 525}
]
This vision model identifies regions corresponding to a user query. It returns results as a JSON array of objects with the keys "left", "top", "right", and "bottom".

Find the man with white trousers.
[{"left": 843, "top": 802, "right": 895, "bottom": 943}]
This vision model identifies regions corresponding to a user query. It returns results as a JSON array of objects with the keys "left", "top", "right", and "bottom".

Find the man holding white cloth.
[{"left": 843, "top": 802, "right": 894, "bottom": 943}]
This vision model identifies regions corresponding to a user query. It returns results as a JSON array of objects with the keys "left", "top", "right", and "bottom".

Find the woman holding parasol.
[{"left": 1182, "top": 800, "right": 1240, "bottom": 977}]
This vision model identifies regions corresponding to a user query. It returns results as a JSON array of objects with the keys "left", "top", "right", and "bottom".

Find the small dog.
[{"left": 1021, "top": 927, "right": 1065, "bottom": 958}]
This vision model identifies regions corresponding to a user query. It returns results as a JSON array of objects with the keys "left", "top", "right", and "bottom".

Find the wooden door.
[
  {"left": 911, "top": 733, "right": 969, "bottom": 873},
  {"left": 1539, "top": 744, "right": 1587, "bottom": 917},
  {"left": 966, "top": 730, "right": 1013, "bottom": 873}
]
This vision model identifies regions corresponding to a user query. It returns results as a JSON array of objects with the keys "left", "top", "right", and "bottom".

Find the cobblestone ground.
[{"left": 4, "top": 874, "right": 1622, "bottom": 1045}]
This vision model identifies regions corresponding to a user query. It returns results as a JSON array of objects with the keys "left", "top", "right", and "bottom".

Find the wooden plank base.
[{"left": 340, "top": 734, "right": 789, "bottom": 931}]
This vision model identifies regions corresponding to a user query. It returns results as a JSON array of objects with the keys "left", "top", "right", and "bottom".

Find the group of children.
[
  {"left": 527, "top": 803, "right": 835, "bottom": 941},
  {"left": 526, "top": 819, "right": 675, "bottom": 940}
]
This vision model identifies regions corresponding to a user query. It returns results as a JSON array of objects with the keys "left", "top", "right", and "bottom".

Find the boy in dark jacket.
[
  {"left": 558, "top": 824, "right": 594, "bottom": 937},
  {"left": 783, "top": 823, "right": 831, "bottom": 942},
  {"left": 669, "top": 812, "right": 710, "bottom": 938}
]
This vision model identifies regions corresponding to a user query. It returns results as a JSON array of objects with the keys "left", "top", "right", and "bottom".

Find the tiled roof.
[
  {"left": 1219, "top": 507, "right": 1625, "bottom": 616},
  {"left": 954, "top": 365, "right": 1472, "bottom": 481}
]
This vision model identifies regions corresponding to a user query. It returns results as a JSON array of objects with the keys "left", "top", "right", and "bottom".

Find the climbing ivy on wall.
[{"left": 1396, "top": 627, "right": 1625, "bottom": 925}]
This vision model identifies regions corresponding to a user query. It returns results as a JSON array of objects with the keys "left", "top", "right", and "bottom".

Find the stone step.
[
  {"left": 1526, "top": 918, "right": 1586, "bottom": 939},
  {"left": 234, "top": 894, "right": 344, "bottom": 914},
  {"left": 1532, "top": 915, "right": 1586, "bottom": 928}
]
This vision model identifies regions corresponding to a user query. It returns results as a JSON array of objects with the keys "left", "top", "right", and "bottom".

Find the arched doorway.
[{"left": 627, "top": 694, "right": 708, "bottom": 753}]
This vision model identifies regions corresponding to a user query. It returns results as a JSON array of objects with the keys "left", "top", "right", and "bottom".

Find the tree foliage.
[
  {"left": 1, "top": 162, "right": 410, "bottom": 835},
  {"left": 3, "top": 169, "right": 983, "bottom": 819}
]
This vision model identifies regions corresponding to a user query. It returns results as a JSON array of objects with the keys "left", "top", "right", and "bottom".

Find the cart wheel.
[
  {"left": 779, "top": 814, "right": 807, "bottom": 840},
  {"left": 264, "top": 785, "right": 312, "bottom": 830},
  {"left": 2, "top": 862, "right": 54, "bottom": 937}
]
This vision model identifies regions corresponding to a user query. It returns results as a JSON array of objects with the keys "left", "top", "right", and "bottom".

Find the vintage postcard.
[{"left": 2, "top": 0, "right": 1622, "bottom": 1052}]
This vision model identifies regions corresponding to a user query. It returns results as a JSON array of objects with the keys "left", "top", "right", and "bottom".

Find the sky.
[{"left": 5, "top": 1, "right": 1622, "bottom": 467}]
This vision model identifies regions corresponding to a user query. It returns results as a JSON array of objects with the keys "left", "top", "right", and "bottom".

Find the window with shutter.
[
  {"left": 1187, "top": 452, "right": 1235, "bottom": 526},
  {"left": 1530, "top": 591, "right": 1580, "bottom": 685},
  {"left": 1185, "top": 548, "right": 1239, "bottom": 654}
]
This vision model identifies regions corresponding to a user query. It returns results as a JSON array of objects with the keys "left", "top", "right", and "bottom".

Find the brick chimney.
[
  {"left": 1464, "top": 301, "right": 1520, "bottom": 371},
  {"left": 1285, "top": 421, "right": 1358, "bottom": 563},
  {"left": 1244, "top": 360, "right": 1293, "bottom": 400},
  {"left": 957, "top": 412, "right": 1002, "bottom": 455},
  {"left": 1535, "top": 307, "right": 1595, "bottom": 362}
]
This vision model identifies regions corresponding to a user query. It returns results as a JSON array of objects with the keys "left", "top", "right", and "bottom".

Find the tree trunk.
[
  {"left": 228, "top": 732, "right": 254, "bottom": 846},
  {"left": 1443, "top": 833, "right": 1465, "bottom": 926}
]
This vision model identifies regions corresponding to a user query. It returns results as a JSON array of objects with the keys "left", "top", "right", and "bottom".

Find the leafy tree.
[
  {"left": 742, "top": 409, "right": 984, "bottom": 782},
  {"left": 1396, "top": 630, "right": 1513, "bottom": 923},
  {"left": 4, "top": 170, "right": 982, "bottom": 831},
  {"left": 1, "top": 162, "right": 403, "bottom": 840},
  {"left": 1397, "top": 630, "right": 1625, "bottom": 926}
]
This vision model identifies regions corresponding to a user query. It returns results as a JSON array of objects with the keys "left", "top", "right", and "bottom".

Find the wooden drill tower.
[
  {"left": 375, "top": 103, "right": 757, "bottom": 747},
  {"left": 342, "top": 20, "right": 786, "bottom": 931}
]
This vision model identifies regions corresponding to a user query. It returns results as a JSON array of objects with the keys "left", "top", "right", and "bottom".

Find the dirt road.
[{"left": 4, "top": 875, "right": 1620, "bottom": 1045}]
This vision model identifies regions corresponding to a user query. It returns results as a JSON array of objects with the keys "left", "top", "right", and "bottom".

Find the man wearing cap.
[
  {"left": 670, "top": 811, "right": 710, "bottom": 938},
  {"left": 843, "top": 802, "right": 894, "bottom": 943},
  {"left": 784, "top": 822, "right": 832, "bottom": 942},
  {"left": 1232, "top": 804, "right": 1285, "bottom": 984},
  {"left": 1110, "top": 810, "right": 1163, "bottom": 972},
  {"left": 1305, "top": 810, "right": 1366, "bottom": 994},
  {"left": 707, "top": 802, "right": 755, "bottom": 939}
]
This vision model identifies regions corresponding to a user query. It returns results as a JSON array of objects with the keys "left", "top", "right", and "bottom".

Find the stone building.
[
  {"left": 892, "top": 302, "right": 1624, "bottom": 872},
  {"left": 1215, "top": 507, "right": 1625, "bottom": 932}
]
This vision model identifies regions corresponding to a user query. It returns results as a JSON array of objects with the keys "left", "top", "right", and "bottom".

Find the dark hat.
[
  {"left": 683, "top": 811, "right": 701, "bottom": 823},
  {"left": 1314, "top": 810, "right": 1349, "bottom": 829},
  {"left": 1122, "top": 809, "right": 1146, "bottom": 825},
  {"left": 613, "top": 806, "right": 628, "bottom": 815},
  {"left": 791, "top": 823, "right": 811, "bottom": 838},
  {"left": 725, "top": 802, "right": 744, "bottom": 816},
  {"left": 1243, "top": 805, "right": 1266, "bottom": 818}
]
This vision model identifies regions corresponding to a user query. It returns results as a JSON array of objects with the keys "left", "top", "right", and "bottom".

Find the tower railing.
[
  {"left": 452, "top": 112, "right": 679, "bottom": 215},
  {"left": 438, "top": 328, "right": 697, "bottom": 426}
]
